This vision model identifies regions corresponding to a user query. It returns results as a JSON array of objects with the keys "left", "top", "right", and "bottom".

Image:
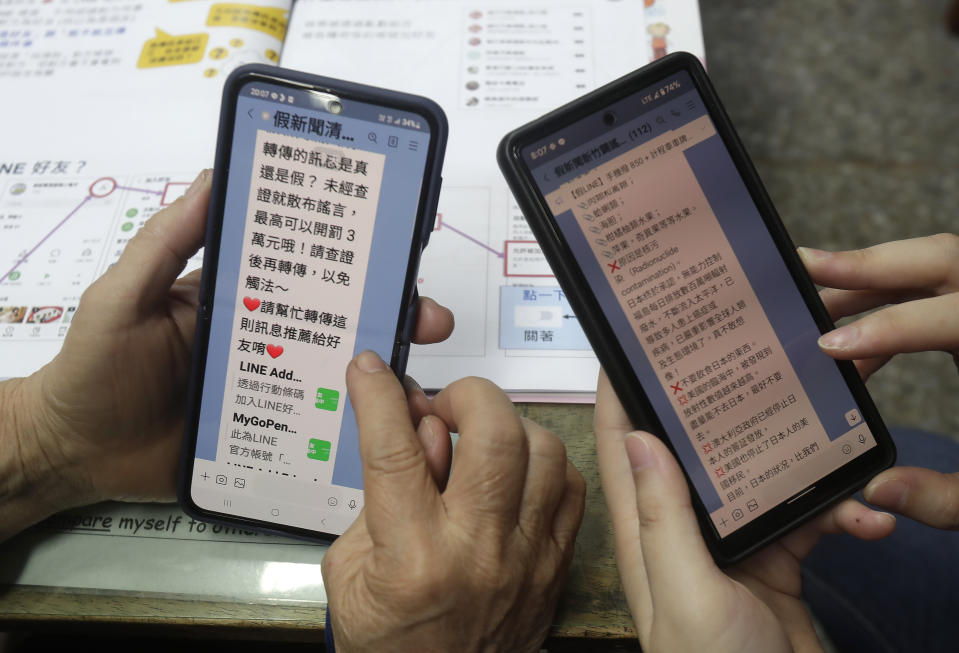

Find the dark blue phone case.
[{"left": 177, "top": 64, "right": 447, "bottom": 542}]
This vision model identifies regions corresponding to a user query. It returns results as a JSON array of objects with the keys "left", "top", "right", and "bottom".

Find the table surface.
[{"left": 0, "top": 402, "right": 637, "bottom": 644}]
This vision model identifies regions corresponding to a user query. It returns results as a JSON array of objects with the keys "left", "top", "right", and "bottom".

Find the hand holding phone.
[
  {"left": 802, "top": 235, "right": 959, "bottom": 528},
  {"left": 498, "top": 52, "right": 896, "bottom": 563},
  {"left": 179, "top": 65, "right": 447, "bottom": 540},
  {"left": 595, "top": 368, "right": 894, "bottom": 653},
  {"left": 0, "top": 171, "right": 213, "bottom": 545},
  {"left": 323, "top": 351, "right": 585, "bottom": 652}
]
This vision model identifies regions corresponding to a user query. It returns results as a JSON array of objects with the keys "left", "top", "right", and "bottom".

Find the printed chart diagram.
[
  {"left": 413, "top": 185, "right": 590, "bottom": 360},
  {"left": 2, "top": 177, "right": 593, "bottom": 390},
  {"left": 0, "top": 174, "right": 201, "bottom": 345}
]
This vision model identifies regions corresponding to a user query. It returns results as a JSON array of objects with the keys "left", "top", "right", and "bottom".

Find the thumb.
[
  {"left": 346, "top": 351, "right": 439, "bottom": 541},
  {"left": 864, "top": 467, "right": 959, "bottom": 530},
  {"left": 107, "top": 169, "right": 211, "bottom": 312},
  {"left": 624, "top": 433, "right": 719, "bottom": 600}
]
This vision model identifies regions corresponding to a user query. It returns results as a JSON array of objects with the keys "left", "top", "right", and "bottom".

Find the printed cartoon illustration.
[{"left": 648, "top": 22, "right": 671, "bottom": 60}]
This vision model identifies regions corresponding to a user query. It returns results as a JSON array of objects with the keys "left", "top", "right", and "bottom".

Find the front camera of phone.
[
  {"left": 603, "top": 111, "right": 617, "bottom": 126},
  {"left": 328, "top": 100, "right": 343, "bottom": 115}
]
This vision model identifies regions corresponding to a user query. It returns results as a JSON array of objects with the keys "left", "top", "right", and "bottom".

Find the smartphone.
[
  {"left": 179, "top": 64, "right": 447, "bottom": 540},
  {"left": 498, "top": 52, "right": 895, "bottom": 565}
]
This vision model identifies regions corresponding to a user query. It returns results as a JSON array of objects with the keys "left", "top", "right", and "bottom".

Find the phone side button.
[
  {"left": 422, "top": 176, "right": 443, "bottom": 246},
  {"left": 394, "top": 342, "right": 410, "bottom": 376},
  {"left": 402, "top": 289, "right": 419, "bottom": 339}
]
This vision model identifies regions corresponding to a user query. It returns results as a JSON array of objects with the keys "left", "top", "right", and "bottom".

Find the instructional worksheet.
[
  {"left": 0, "top": 0, "right": 292, "bottom": 378},
  {"left": 281, "top": 0, "right": 705, "bottom": 396},
  {"left": 0, "top": 0, "right": 702, "bottom": 599},
  {"left": 1, "top": 0, "right": 704, "bottom": 396}
]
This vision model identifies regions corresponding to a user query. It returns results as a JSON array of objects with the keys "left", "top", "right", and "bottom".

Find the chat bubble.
[
  {"left": 207, "top": 4, "right": 288, "bottom": 41},
  {"left": 137, "top": 29, "right": 209, "bottom": 68}
]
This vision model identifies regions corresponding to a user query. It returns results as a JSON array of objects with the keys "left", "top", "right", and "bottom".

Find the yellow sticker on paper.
[
  {"left": 207, "top": 4, "right": 288, "bottom": 41},
  {"left": 137, "top": 29, "right": 209, "bottom": 68}
]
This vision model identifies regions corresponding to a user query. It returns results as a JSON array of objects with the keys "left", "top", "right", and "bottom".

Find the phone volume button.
[
  {"left": 422, "top": 176, "right": 443, "bottom": 245},
  {"left": 395, "top": 342, "right": 410, "bottom": 376}
]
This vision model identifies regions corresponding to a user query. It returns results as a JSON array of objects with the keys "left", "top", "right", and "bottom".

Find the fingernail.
[
  {"left": 865, "top": 477, "right": 908, "bottom": 509},
  {"left": 818, "top": 324, "right": 858, "bottom": 350},
  {"left": 185, "top": 169, "right": 212, "bottom": 197},
  {"left": 404, "top": 374, "right": 424, "bottom": 396},
  {"left": 419, "top": 415, "right": 437, "bottom": 448},
  {"left": 355, "top": 350, "right": 388, "bottom": 373},
  {"left": 625, "top": 432, "right": 655, "bottom": 471},
  {"left": 797, "top": 246, "right": 830, "bottom": 262}
]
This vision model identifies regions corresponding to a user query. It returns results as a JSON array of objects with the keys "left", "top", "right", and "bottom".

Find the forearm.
[{"left": 0, "top": 374, "right": 75, "bottom": 541}]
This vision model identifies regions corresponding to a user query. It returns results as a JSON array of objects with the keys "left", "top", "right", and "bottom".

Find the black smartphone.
[
  {"left": 179, "top": 64, "right": 447, "bottom": 540},
  {"left": 498, "top": 52, "right": 894, "bottom": 564}
]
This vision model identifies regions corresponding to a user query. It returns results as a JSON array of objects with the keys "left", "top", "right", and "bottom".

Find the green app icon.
[
  {"left": 315, "top": 387, "right": 340, "bottom": 411},
  {"left": 307, "top": 438, "right": 332, "bottom": 461}
]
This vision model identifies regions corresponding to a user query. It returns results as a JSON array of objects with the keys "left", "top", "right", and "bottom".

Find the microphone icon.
[{"left": 857, "top": 434, "right": 866, "bottom": 444}]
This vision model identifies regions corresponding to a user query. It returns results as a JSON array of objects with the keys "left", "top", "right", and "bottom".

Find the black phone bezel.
[
  {"left": 497, "top": 52, "right": 895, "bottom": 565},
  {"left": 177, "top": 64, "right": 447, "bottom": 542}
]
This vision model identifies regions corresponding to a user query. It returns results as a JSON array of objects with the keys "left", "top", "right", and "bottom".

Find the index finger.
[
  {"left": 799, "top": 234, "right": 959, "bottom": 293},
  {"left": 776, "top": 497, "right": 896, "bottom": 562},
  {"left": 593, "top": 370, "right": 653, "bottom": 634},
  {"left": 412, "top": 296, "right": 454, "bottom": 345},
  {"left": 865, "top": 466, "right": 959, "bottom": 529},
  {"left": 346, "top": 351, "right": 439, "bottom": 541},
  {"left": 595, "top": 371, "right": 643, "bottom": 532},
  {"left": 429, "top": 377, "right": 529, "bottom": 529}
]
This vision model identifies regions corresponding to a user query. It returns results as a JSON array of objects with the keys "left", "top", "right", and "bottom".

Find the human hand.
[
  {"left": 800, "top": 234, "right": 959, "bottom": 530},
  {"left": 799, "top": 233, "right": 959, "bottom": 381},
  {"left": 594, "top": 371, "right": 894, "bottom": 653},
  {"left": 322, "top": 352, "right": 586, "bottom": 653},
  {"left": 2, "top": 170, "right": 454, "bottom": 537}
]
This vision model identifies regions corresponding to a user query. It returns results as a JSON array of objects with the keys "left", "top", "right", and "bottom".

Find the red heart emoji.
[
  {"left": 243, "top": 297, "right": 260, "bottom": 311},
  {"left": 266, "top": 344, "right": 284, "bottom": 359}
]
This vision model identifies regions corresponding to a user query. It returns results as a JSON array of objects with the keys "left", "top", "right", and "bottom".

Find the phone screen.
[
  {"left": 522, "top": 69, "right": 879, "bottom": 538},
  {"left": 189, "top": 78, "right": 432, "bottom": 536}
]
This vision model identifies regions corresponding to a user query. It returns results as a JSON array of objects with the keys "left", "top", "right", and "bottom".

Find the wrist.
[{"left": 0, "top": 372, "right": 91, "bottom": 541}]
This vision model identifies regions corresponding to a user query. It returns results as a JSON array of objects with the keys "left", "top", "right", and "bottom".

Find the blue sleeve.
[
  {"left": 325, "top": 604, "right": 335, "bottom": 652},
  {"left": 803, "top": 428, "right": 959, "bottom": 653}
]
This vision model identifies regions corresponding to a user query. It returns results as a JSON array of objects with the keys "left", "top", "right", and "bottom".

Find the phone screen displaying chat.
[
  {"left": 523, "top": 70, "right": 878, "bottom": 538},
  {"left": 190, "top": 80, "right": 431, "bottom": 536}
]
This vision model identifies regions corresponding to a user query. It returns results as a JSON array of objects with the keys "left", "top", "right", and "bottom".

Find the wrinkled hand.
[
  {"left": 13, "top": 169, "right": 454, "bottom": 517},
  {"left": 800, "top": 234, "right": 959, "bottom": 529},
  {"left": 15, "top": 170, "right": 214, "bottom": 513},
  {"left": 594, "top": 371, "right": 894, "bottom": 653},
  {"left": 322, "top": 352, "right": 586, "bottom": 653}
]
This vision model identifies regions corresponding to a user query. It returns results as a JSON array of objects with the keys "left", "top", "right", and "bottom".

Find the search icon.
[{"left": 368, "top": 132, "right": 378, "bottom": 143}]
